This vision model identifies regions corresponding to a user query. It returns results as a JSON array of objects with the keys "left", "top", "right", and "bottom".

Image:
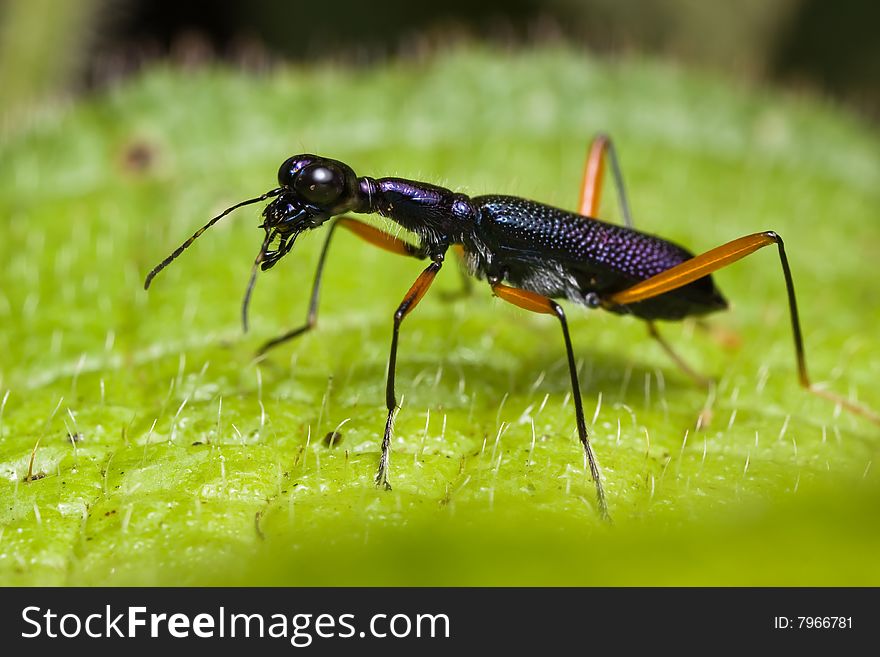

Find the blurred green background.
[
  {"left": 2, "top": 0, "right": 879, "bottom": 134},
  {"left": 0, "top": 1, "right": 878, "bottom": 586}
]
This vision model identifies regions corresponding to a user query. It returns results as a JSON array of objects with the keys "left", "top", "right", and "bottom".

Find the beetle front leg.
[
  {"left": 376, "top": 258, "right": 444, "bottom": 490},
  {"left": 257, "top": 217, "right": 426, "bottom": 356}
]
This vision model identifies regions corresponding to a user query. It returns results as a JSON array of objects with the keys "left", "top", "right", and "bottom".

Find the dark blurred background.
[{"left": 1, "top": 0, "right": 878, "bottom": 133}]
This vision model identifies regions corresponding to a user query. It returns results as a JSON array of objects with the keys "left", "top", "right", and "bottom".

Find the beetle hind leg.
[{"left": 606, "top": 231, "right": 880, "bottom": 426}]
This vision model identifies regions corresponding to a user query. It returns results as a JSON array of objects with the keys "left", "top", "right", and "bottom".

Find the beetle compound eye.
[
  {"left": 294, "top": 164, "right": 345, "bottom": 205},
  {"left": 277, "top": 156, "right": 300, "bottom": 187}
]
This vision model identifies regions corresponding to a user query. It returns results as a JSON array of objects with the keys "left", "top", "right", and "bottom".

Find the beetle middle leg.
[
  {"left": 377, "top": 258, "right": 444, "bottom": 490},
  {"left": 257, "top": 217, "right": 426, "bottom": 355},
  {"left": 580, "top": 133, "right": 708, "bottom": 386},
  {"left": 492, "top": 282, "right": 610, "bottom": 521}
]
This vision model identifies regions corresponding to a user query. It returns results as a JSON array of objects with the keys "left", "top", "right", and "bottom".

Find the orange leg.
[
  {"left": 257, "top": 217, "right": 425, "bottom": 355},
  {"left": 335, "top": 216, "right": 423, "bottom": 258},
  {"left": 578, "top": 133, "right": 633, "bottom": 226},
  {"left": 493, "top": 282, "right": 610, "bottom": 521},
  {"left": 606, "top": 231, "right": 880, "bottom": 425},
  {"left": 580, "top": 133, "right": 706, "bottom": 385},
  {"left": 376, "top": 260, "right": 443, "bottom": 490}
]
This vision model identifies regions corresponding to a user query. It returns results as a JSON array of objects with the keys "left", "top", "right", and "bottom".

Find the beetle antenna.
[
  {"left": 144, "top": 188, "right": 282, "bottom": 290},
  {"left": 241, "top": 230, "right": 274, "bottom": 334}
]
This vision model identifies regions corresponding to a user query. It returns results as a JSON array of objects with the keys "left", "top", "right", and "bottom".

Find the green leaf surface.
[{"left": 1, "top": 48, "right": 879, "bottom": 586}]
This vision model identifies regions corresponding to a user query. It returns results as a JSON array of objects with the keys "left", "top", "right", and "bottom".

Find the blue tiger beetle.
[{"left": 144, "top": 134, "right": 879, "bottom": 521}]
